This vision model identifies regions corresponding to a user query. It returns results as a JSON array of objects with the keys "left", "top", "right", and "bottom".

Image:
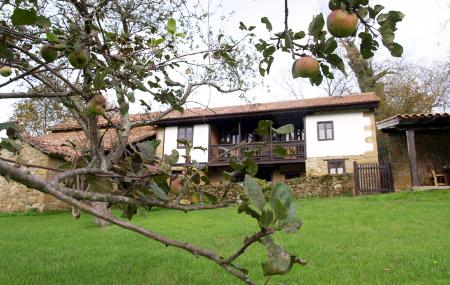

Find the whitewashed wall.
[
  {"left": 305, "top": 111, "right": 373, "bottom": 157},
  {"left": 163, "top": 124, "right": 209, "bottom": 164}
]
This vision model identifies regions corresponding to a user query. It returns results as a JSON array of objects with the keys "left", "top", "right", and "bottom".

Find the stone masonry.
[{"left": 0, "top": 141, "right": 68, "bottom": 212}]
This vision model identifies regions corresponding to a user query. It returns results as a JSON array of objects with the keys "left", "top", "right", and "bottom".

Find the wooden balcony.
[{"left": 208, "top": 140, "right": 306, "bottom": 166}]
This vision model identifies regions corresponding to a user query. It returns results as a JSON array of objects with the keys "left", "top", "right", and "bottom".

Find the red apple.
[
  {"left": 327, "top": 9, "right": 358, "bottom": 38},
  {"left": 292, "top": 56, "right": 320, "bottom": 78}
]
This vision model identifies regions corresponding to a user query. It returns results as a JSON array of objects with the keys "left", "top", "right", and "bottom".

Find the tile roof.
[
  {"left": 23, "top": 126, "right": 155, "bottom": 160},
  {"left": 48, "top": 92, "right": 379, "bottom": 131},
  {"left": 377, "top": 112, "right": 450, "bottom": 131}
]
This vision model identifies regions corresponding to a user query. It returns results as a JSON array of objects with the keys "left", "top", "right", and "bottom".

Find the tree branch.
[{"left": 0, "top": 91, "right": 79, "bottom": 99}]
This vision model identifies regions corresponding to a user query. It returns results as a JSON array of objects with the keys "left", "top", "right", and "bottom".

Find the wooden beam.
[{"left": 406, "top": 129, "right": 420, "bottom": 186}]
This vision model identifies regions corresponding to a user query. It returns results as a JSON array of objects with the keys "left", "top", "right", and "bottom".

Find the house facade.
[{"left": 157, "top": 93, "right": 380, "bottom": 182}]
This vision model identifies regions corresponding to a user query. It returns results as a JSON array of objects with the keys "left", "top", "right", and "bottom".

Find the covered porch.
[
  {"left": 377, "top": 113, "right": 450, "bottom": 190},
  {"left": 208, "top": 110, "right": 306, "bottom": 166}
]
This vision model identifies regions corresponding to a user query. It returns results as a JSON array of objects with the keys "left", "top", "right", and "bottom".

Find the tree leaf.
[
  {"left": 35, "top": 16, "right": 51, "bottom": 28},
  {"left": 149, "top": 182, "right": 168, "bottom": 201},
  {"left": 262, "top": 238, "right": 292, "bottom": 276},
  {"left": 308, "top": 13, "right": 324, "bottom": 37},
  {"left": 256, "top": 120, "right": 273, "bottom": 137},
  {"left": 238, "top": 203, "right": 260, "bottom": 220},
  {"left": 244, "top": 159, "right": 258, "bottom": 176},
  {"left": 272, "top": 124, "right": 294, "bottom": 135},
  {"left": 203, "top": 192, "right": 218, "bottom": 205},
  {"left": 389, "top": 42, "right": 403, "bottom": 57},
  {"left": 261, "top": 17, "right": 272, "bottom": 31},
  {"left": 0, "top": 138, "right": 22, "bottom": 154},
  {"left": 11, "top": 8, "right": 37, "bottom": 26},
  {"left": 153, "top": 174, "right": 171, "bottom": 194},
  {"left": 0, "top": 43, "right": 14, "bottom": 60},
  {"left": 263, "top": 46, "right": 276, "bottom": 58},
  {"left": 273, "top": 145, "right": 288, "bottom": 158},
  {"left": 166, "top": 18, "right": 176, "bottom": 34},
  {"left": 279, "top": 205, "right": 302, "bottom": 234},
  {"left": 270, "top": 183, "right": 293, "bottom": 210},
  {"left": 259, "top": 208, "right": 274, "bottom": 228},
  {"left": 326, "top": 54, "right": 345, "bottom": 72},
  {"left": 244, "top": 175, "right": 266, "bottom": 214}
]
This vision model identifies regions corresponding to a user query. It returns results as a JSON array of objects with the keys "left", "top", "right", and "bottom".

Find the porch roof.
[{"left": 377, "top": 113, "right": 450, "bottom": 132}]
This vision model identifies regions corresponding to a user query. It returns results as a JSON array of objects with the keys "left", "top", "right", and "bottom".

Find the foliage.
[
  {"left": 0, "top": 0, "right": 404, "bottom": 283},
  {"left": 10, "top": 97, "right": 68, "bottom": 135}
]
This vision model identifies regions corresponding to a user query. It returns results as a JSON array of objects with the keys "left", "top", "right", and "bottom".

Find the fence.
[{"left": 353, "top": 162, "right": 394, "bottom": 195}]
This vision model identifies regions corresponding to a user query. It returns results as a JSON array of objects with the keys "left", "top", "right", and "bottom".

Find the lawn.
[{"left": 0, "top": 190, "right": 449, "bottom": 285}]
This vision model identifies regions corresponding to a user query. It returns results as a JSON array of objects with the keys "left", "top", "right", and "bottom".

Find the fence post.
[
  {"left": 353, "top": 161, "right": 359, "bottom": 196},
  {"left": 387, "top": 162, "right": 395, "bottom": 192}
]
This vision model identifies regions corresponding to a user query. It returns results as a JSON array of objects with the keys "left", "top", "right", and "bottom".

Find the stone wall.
[
  {"left": 195, "top": 174, "right": 354, "bottom": 202},
  {"left": 387, "top": 130, "right": 450, "bottom": 190},
  {"left": 0, "top": 141, "right": 69, "bottom": 212}
]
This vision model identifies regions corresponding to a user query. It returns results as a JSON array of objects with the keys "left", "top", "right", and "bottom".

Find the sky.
[{"left": 0, "top": 0, "right": 449, "bottom": 125}]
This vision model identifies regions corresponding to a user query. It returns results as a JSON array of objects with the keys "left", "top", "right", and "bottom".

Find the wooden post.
[
  {"left": 238, "top": 122, "right": 242, "bottom": 158},
  {"left": 406, "top": 129, "right": 420, "bottom": 187},
  {"left": 353, "top": 161, "right": 359, "bottom": 196}
]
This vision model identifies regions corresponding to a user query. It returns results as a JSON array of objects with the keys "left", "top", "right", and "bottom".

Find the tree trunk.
[{"left": 92, "top": 202, "right": 111, "bottom": 227}]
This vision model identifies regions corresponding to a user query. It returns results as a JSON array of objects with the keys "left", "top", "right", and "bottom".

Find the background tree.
[
  {"left": 10, "top": 97, "right": 68, "bottom": 135},
  {"left": 0, "top": 0, "right": 404, "bottom": 283}
]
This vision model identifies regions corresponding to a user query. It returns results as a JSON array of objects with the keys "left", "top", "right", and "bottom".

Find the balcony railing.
[{"left": 209, "top": 140, "right": 305, "bottom": 164}]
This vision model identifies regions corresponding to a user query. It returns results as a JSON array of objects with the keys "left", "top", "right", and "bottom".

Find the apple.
[
  {"left": 0, "top": 66, "right": 12, "bottom": 77},
  {"left": 327, "top": 9, "right": 358, "bottom": 38},
  {"left": 40, "top": 44, "right": 58, "bottom": 62},
  {"left": 86, "top": 94, "right": 107, "bottom": 116},
  {"left": 68, "top": 49, "right": 90, "bottom": 69},
  {"left": 292, "top": 56, "right": 320, "bottom": 78}
]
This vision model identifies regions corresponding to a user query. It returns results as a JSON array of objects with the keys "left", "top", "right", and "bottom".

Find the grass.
[{"left": 0, "top": 190, "right": 449, "bottom": 285}]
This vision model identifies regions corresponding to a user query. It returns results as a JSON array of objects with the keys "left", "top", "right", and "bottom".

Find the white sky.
[{"left": 0, "top": 0, "right": 449, "bottom": 124}]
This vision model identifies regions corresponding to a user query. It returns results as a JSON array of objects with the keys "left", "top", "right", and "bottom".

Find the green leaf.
[
  {"left": 273, "top": 145, "right": 288, "bottom": 158},
  {"left": 262, "top": 238, "right": 292, "bottom": 276},
  {"left": 259, "top": 208, "right": 274, "bottom": 228},
  {"left": 263, "top": 46, "right": 276, "bottom": 58},
  {"left": 0, "top": 43, "right": 14, "bottom": 60},
  {"left": 203, "top": 192, "right": 218, "bottom": 205},
  {"left": 153, "top": 174, "right": 171, "bottom": 194},
  {"left": 35, "top": 16, "right": 51, "bottom": 28},
  {"left": 0, "top": 138, "right": 22, "bottom": 154},
  {"left": 166, "top": 149, "right": 179, "bottom": 164},
  {"left": 238, "top": 203, "right": 260, "bottom": 220},
  {"left": 326, "top": 54, "right": 345, "bottom": 72},
  {"left": 244, "top": 175, "right": 266, "bottom": 214},
  {"left": 272, "top": 124, "right": 294, "bottom": 135},
  {"left": 323, "top": 38, "right": 337, "bottom": 54},
  {"left": 87, "top": 176, "right": 113, "bottom": 193},
  {"left": 359, "top": 32, "right": 378, "bottom": 59},
  {"left": 273, "top": 198, "right": 289, "bottom": 220},
  {"left": 270, "top": 183, "right": 293, "bottom": 210},
  {"left": 149, "top": 182, "right": 168, "bottom": 201},
  {"left": 166, "top": 18, "right": 177, "bottom": 34},
  {"left": 136, "top": 141, "right": 156, "bottom": 162},
  {"left": 0, "top": 122, "right": 15, "bottom": 131},
  {"left": 239, "top": 22, "right": 247, "bottom": 30},
  {"left": 11, "top": 8, "right": 37, "bottom": 26},
  {"left": 279, "top": 205, "right": 302, "bottom": 234},
  {"left": 389, "top": 42, "right": 403, "bottom": 57},
  {"left": 308, "top": 13, "right": 324, "bottom": 37},
  {"left": 256, "top": 120, "right": 273, "bottom": 137},
  {"left": 261, "top": 17, "right": 272, "bottom": 31},
  {"left": 244, "top": 159, "right": 258, "bottom": 176},
  {"left": 309, "top": 71, "right": 323, "bottom": 86},
  {"left": 45, "top": 31, "right": 59, "bottom": 42},
  {"left": 122, "top": 204, "right": 137, "bottom": 220}
]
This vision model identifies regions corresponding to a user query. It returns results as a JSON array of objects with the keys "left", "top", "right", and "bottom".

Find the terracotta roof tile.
[
  {"left": 49, "top": 93, "right": 379, "bottom": 131},
  {"left": 23, "top": 126, "right": 155, "bottom": 160}
]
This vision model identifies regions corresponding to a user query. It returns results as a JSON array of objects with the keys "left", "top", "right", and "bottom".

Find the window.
[
  {"left": 317, "top": 121, "right": 334, "bottom": 141},
  {"left": 328, "top": 160, "right": 346, "bottom": 174},
  {"left": 177, "top": 126, "right": 193, "bottom": 148}
]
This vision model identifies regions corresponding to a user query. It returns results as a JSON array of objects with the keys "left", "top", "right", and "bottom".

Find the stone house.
[{"left": 0, "top": 92, "right": 380, "bottom": 211}]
